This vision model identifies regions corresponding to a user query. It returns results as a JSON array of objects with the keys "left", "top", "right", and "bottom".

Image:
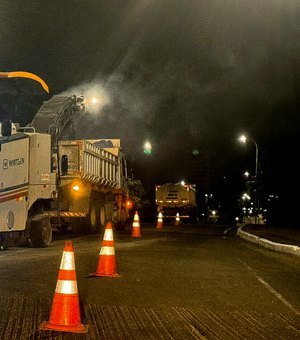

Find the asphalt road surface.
[{"left": 0, "top": 223, "right": 299, "bottom": 339}]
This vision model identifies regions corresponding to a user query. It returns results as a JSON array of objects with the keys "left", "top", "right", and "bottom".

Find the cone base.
[
  {"left": 40, "top": 320, "right": 88, "bottom": 333},
  {"left": 89, "top": 272, "right": 120, "bottom": 278}
]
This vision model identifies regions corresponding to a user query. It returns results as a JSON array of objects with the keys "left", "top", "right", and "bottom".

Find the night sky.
[{"left": 1, "top": 1, "right": 299, "bottom": 220}]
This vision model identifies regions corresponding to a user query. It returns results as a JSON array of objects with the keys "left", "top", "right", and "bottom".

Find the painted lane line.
[
  {"left": 241, "top": 260, "right": 300, "bottom": 317},
  {"left": 256, "top": 275, "right": 300, "bottom": 316}
]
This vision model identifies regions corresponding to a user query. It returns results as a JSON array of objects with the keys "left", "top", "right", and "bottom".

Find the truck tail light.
[{"left": 125, "top": 199, "right": 133, "bottom": 209}]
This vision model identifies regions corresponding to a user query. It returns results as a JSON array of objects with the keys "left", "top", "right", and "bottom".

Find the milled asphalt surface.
[{"left": 0, "top": 222, "right": 299, "bottom": 339}]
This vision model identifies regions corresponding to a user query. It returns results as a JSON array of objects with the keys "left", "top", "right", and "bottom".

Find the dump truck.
[
  {"left": 0, "top": 93, "right": 131, "bottom": 248},
  {"left": 155, "top": 182, "right": 198, "bottom": 222}
]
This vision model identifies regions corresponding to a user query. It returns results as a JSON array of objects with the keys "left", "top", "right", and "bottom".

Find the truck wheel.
[
  {"left": 30, "top": 216, "right": 52, "bottom": 248},
  {"left": 88, "top": 203, "right": 99, "bottom": 234},
  {"left": 99, "top": 205, "right": 106, "bottom": 229}
]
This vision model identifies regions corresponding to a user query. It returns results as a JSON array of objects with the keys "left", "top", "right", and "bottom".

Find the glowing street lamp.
[
  {"left": 143, "top": 140, "right": 152, "bottom": 155},
  {"left": 238, "top": 134, "right": 247, "bottom": 144},
  {"left": 244, "top": 171, "right": 250, "bottom": 178},
  {"left": 242, "top": 193, "right": 251, "bottom": 201},
  {"left": 239, "top": 135, "right": 258, "bottom": 179},
  {"left": 238, "top": 134, "right": 259, "bottom": 224},
  {"left": 85, "top": 96, "right": 99, "bottom": 105},
  {"left": 91, "top": 97, "right": 98, "bottom": 104},
  {"left": 130, "top": 140, "right": 152, "bottom": 179}
]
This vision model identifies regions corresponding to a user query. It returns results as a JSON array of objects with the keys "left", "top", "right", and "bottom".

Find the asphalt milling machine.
[{"left": 0, "top": 72, "right": 131, "bottom": 248}]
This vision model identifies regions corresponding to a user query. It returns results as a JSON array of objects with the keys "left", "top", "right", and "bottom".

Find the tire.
[
  {"left": 87, "top": 202, "right": 99, "bottom": 234},
  {"left": 30, "top": 216, "right": 52, "bottom": 248},
  {"left": 99, "top": 205, "right": 106, "bottom": 229}
]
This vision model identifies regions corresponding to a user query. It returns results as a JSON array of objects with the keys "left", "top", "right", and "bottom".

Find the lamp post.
[
  {"left": 130, "top": 140, "right": 152, "bottom": 179},
  {"left": 239, "top": 134, "right": 259, "bottom": 224},
  {"left": 143, "top": 140, "right": 152, "bottom": 155},
  {"left": 241, "top": 193, "right": 251, "bottom": 223}
]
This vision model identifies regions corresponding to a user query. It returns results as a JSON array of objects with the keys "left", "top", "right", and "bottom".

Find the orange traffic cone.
[
  {"left": 90, "top": 221, "right": 119, "bottom": 277},
  {"left": 131, "top": 211, "right": 141, "bottom": 237},
  {"left": 40, "top": 241, "right": 88, "bottom": 333},
  {"left": 175, "top": 212, "right": 181, "bottom": 225},
  {"left": 156, "top": 212, "right": 163, "bottom": 229}
]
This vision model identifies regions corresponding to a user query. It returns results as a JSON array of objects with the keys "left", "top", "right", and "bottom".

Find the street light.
[
  {"left": 238, "top": 134, "right": 259, "bottom": 224},
  {"left": 244, "top": 171, "right": 250, "bottom": 178},
  {"left": 143, "top": 140, "right": 152, "bottom": 155},
  {"left": 130, "top": 140, "right": 152, "bottom": 179}
]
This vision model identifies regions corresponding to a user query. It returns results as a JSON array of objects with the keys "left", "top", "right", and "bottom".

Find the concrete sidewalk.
[{"left": 238, "top": 224, "right": 300, "bottom": 256}]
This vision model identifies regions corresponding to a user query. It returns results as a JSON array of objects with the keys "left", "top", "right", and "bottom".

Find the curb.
[{"left": 237, "top": 226, "right": 300, "bottom": 257}]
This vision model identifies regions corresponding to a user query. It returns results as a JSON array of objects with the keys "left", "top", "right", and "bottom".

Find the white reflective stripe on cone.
[
  {"left": 100, "top": 246, "right": 115, "bottom": 255},
  {"left": 60, "top": 251, "right": 75, "bottom": 270},
  {"left": 103, "top": 229, "right": 114, "bottom": 241},
  {"left": 55, "top": 279, "right": 78, "bottom": 294},
  {"left": 133, "top": 222, "right": 140, "bottom": 227}
]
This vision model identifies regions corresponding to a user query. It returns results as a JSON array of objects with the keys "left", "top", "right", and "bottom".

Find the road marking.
[
  {"left": 241, "top": 260, "right": 300, "bottom": 316},
  {"left": 255, "top": 276, "right": 300, "bottom": 316}
]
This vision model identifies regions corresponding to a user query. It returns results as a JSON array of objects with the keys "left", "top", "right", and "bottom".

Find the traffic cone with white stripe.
[
  {"left": 156, "top": 212, "right": 163, "bottom": 229},
  {"left": 131, "top": 211, "right": 141, "bottom": 237},
  {"left": 175, "top": 212, "right": 181, "bottom": 225},
  {"left": 90, "top": 221, "right": 119, "bottom": 277},
  {"left": 40, "top": 241, "right": 88, "bottom": 333}
]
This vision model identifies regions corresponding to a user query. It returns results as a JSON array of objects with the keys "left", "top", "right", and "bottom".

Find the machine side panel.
[{"left": 0, "top": 135, "right": 29, "bottom": 231}]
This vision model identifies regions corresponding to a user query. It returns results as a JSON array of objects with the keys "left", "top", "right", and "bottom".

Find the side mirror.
[
  {"left": 1, "top": 120, "right": 12, "bottom": 137},
  {"left": 61, "top": 155, "right": 68, "bottom": 175}
]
